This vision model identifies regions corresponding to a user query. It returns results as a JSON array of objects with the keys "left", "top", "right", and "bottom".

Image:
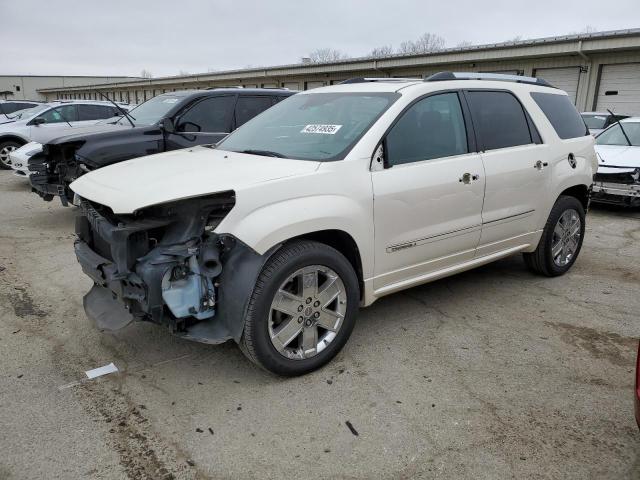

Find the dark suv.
[{"left": 29, "top": 88, "right": 294, "bottom": 205}]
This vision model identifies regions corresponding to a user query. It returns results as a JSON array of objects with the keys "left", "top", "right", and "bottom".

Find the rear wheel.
[
  {"left": 523, "top": 195, "right": 585, "bottom": 276},
  {"left": 240, "top": 240, "right": 359, "bottom": 376},
  {"left": 0, "top": 140, "right": 21, "bottom": 170}
]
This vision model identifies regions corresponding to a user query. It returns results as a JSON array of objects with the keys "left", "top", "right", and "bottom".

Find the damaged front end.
[
  {"left": 592, "top": 167, "right": 640, "bottom": 207},
  {"left": 29, "top": 141, "right": 86, "bottom": 206},
  {"left": 74, "top": 192, "right": 267, "bottom": 344}
]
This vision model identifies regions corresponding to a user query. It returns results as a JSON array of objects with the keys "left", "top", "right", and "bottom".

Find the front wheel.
[
  {"left": 240, "top": 240, "right": 359, "bottom": 376},
  {"left": 0, "top": 140, "right": 22, "bottom": 170},
  {"left": 523, "top": 195, "right": 586, "bottom": 276}
]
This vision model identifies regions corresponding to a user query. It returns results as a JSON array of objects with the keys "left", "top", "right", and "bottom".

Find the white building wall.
[{"left": 0, "top": 75, "right": 136, "bottom": 100}]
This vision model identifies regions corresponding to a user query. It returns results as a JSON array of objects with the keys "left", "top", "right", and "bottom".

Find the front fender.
[{"left": 220, "top": 194, "right": 374, "bottom": 278}]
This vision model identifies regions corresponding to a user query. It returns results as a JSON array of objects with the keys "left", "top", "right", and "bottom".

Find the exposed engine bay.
[{"left": 73, "top": 191, "right": 272, "bottom": 344}]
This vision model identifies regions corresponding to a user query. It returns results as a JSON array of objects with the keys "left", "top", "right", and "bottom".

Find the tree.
[
  {"left": 369, "top": 45, "right": 394, "bottom": 57},
  {"left": 178, "top": 70, "right": 191, "bottom": 76},
  {"left": 456, "top": 40, "right": 473, "bottom": 48},
  {"left": 398, "top": 32, "right": 445, "bottom": 54},
  {"left": 140, "top": 69, "right": 152, "bottom": 79},
  {"left": 308, "top": 48, "right": 349, "bottom": 63},
  {"left": 504, "top": 35, "right": 523, "bottom": 42}
]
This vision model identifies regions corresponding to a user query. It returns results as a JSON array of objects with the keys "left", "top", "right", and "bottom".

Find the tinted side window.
[
  {"left": 78, "top": 104, "right": 114, "bottom": 121},
  {"left": 386, "top": 92, "right": 468, "bottom": 166},
  {"left": 39, "top": 105, "right": 78, "bottom": 123},
  {"left": 467, "top": 91, "right": 532, "bottom": 150},
  {"left": 530, "top": 92, "right": 588, "bottom": 139},
  {"left": 235, "top": 96, "right": 274, "bottom": 127},
  {"left": 178, "top": 96, "right": 235, "bottom": 132},
  {"left": 2, "top": 103, "right": 20, "bottom": 114}
]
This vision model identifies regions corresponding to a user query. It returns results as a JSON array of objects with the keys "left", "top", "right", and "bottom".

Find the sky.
[{"left": 1, "top": 0, "right": 639, "bottom": 78}]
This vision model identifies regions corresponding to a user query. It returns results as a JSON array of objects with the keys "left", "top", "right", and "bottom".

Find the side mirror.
[
  {"left": 161, "top": 117, "right": 174, "bottom": 133},
  {"left": 177, "top": 121, "right": 201, "bottom": 133},
  {"left": 30, "top": 117, "right": 46, "bottom": 126}
]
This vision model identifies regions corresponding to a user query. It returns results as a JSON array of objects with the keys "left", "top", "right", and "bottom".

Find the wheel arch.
[
  {"left": 0, "top": 135, "right": 28, "bottom": 146},
  {"left": 558, "top": 183, "right": 590, "bottom": 210},
  {"left": 284, "top": 229, "right": 364, "bottom": 301}
]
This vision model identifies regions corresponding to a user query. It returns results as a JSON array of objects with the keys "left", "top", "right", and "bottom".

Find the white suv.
[{"left": 70, "top": 73, "right": 596, "bottom": 376}]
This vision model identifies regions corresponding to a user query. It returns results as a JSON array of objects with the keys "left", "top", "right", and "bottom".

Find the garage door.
[
  {"left": 305, "top": 81, "right": 326, "bottom": 90},
  {"left": 596, "top": 63, "right": 640, "bottom": 116},
  {"left": 534, "top": 67, "right": 581, "bottom": 103},
  {"left": 282, "top": 82, "right": 300, "bottom": 90}
]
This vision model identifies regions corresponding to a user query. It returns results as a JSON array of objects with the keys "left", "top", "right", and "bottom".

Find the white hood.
[
  {"left": 70, "top": 146, "right": 321, "bottom": 214},
  {"left": 595, "top": 145, "right": 640, "bottom": 169}
]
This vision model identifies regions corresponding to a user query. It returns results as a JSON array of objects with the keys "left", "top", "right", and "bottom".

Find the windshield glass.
[
  {"left": 596, "top": 122, "right": 640, "bottom": 146},
  {"left": 581, "top": 114, "right": 608, "bottom": 129},
  {"left": 8, "top": 105, "right": 50, "bottom": 120},
  {"left": 116, "top": 95, "right": 182, "bottom": 126},
  {"left": 217, "top": 92, "right": 400, "bottom": 161}
]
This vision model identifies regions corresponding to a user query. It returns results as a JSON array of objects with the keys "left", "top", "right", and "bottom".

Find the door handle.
[
  {"left": 459, "top": 173, "right": 480, "bottom": 184},
  {"left": 534, "top": 160, "right": 549, "bottom": 170}
]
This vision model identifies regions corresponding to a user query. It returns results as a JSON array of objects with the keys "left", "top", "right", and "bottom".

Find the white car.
[
  {"left": 7, "top": 141, "right": 42, "bottom": 178},
  {"left": 70, "top": 72, "right": 596, "bottom": 376},
  {"left": 581, "top": 111, "right": 630, "bottom": 136},
  {"left": 0, "top": 100, "right": 42, "bottom": 124},
  {"left": 0, "top": 100, "right": 131, "bottom": 169},
  {"left": 593, "top": 117, "right": 640, "bottom": 206}
]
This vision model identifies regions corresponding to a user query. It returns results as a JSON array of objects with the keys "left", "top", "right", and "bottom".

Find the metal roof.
[{"left": 38, "top": 28, "right": 640, "bottom": 92}]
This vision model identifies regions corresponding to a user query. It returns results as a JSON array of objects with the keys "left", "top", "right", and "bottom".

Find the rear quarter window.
[{"left": 530, "top": 92, "right": 588, "bottom": 139}]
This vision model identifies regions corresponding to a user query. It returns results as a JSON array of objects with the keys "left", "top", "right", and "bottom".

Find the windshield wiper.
[
  {"left": 0, "top": 103, "right": 12, "bottom": 120},
  {"left": 239, "top": 149, "right": 286, "bottom": 158},
  {"left": 607, "top": 109, "right": 632, "bottom": 146},
  {"left": 96, "top": 90, "right": 136, "bottom": 128}
]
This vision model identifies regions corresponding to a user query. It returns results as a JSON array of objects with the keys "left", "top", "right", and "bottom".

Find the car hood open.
[
  {"left": 595, "top": 144, "right": 640, "bottom": 168},
  {"left": 70, "top": 146, "right": 321, "bottom": 214}
]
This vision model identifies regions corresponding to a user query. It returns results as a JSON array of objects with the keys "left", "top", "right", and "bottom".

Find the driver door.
[
  {"left": 372, "top": 91, "right": 485, "bottom": 291},
  {"left": 165, "top": 95, "right": 236, "bottom": 150},
  {"left": 28, "top": 104, "right": 81, "bottom": 143}
]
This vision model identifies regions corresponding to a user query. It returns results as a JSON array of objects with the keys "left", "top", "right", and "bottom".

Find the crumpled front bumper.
[
  {"left": 591, "top": 182, "right": 640, "bottom": 206},
  {"left": 73, "top": 196, "right": 270, "bottom": 345}
]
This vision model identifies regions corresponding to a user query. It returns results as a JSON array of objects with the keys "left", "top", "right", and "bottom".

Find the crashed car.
[
  {"left": 0, "top": 100, "right": 130, "bottom": 170},
  {"left": 581, "top": 111, "right": 629, "bottom": 136},
  {"left": 70, "top": 73, "right": 596, "bottom": 376},
  {"left": 7, "top": 141, "right": 42, "bottom": 178},
  {"left": 28, "top": 88, "right": 294, "bottom": 205},
  {"left": 593, "top": 117, "right": 640, "bottom": 207}
]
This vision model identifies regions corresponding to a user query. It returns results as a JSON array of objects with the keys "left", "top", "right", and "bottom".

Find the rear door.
[
  {"left": 77, "top": 104, "right": 119, "bottom": 126},
  {"left": 165, "top": 95, "right": 237, "bottom": 150},
  {"left": 372, "top": 91, "right": 485, "bottom": 291},
  {"left": 465, "top": 90, "right": 550, "bottom": 257}
]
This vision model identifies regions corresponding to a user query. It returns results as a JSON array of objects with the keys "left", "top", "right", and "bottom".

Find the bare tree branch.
[
  {"left": 369, "top": 45, "right": 394, "bottom": 57},
  {"left": 140, "top": 69, "right": 153, "bottom": 79},
  {"left": 307, "top": 48, "right": 349, "bottom": 63},
  {"left": 398, "top": 33, "right": 445, "bottom": 54}
]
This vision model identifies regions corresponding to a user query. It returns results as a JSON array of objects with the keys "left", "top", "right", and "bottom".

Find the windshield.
[
  {"left": 596, "top": 122, "right": 640, "bottom": 146},
  {"left": 116, "top": 95, "right": 182, "bottom": 126},
  {"left": 581, "top": 114, "right": 608, "bottom": 129},
  {"left": 217, "top": 92, "right": 400, "bottom": 161},
  {"left": 7, "top": 104, "right": 50, "bottom": 120}
]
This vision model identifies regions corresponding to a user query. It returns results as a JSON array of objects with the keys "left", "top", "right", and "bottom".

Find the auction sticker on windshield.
[{"left": 301, "top": 124, "right": 342, "bottom": 134}]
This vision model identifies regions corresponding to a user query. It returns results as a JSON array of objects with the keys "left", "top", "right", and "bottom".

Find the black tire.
[
  {"left": 240, "top": 240, "right": 359, "bottom": 376},
  {"left": 0, "top": 140, "right": 22, "bottom": 170},
  {"left": 523, "top": 195, "right": 585, "bottom": 277}
]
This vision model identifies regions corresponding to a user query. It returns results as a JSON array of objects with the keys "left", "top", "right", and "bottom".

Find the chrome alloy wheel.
[
  {"left": 0, "top": 145, "right": 17, "bottom": 167},
  {"left": 551, "top": 209, "right": 581, "bottom": 267},
  {"left": 268, "top": 265, "right": 347, "bottom": 360}
]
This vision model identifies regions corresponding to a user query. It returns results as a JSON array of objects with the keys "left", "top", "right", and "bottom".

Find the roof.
[{"left": 157, "top": 88, "right": 294, "bottom": 97}]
